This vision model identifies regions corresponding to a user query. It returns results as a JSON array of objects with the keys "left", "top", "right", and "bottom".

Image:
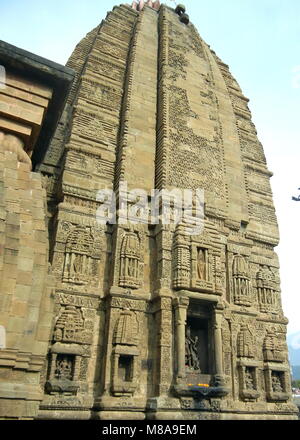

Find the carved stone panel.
[
  {"left": 238, "top": 362, "right": 260, "bottom": 402},
  {"left": 232, "top": 255, "right": 251, "bottom": 307},
  {"left": 237, "top": 325, "right": 255, "bottom": 358},
  {"left": 263, "top": 331, "right": 285, "bottom": 363},
  {"left": 119, "top": 232, "right": 142, "bottom": 289},
  {"left": 256, "top": 266, "right": 279, "bottom": 313},
  {"left": 111, "top": 310, "right": 140, "bottom": 397},
  {"left": 264, "top": 367, "right": 290, "bottom": 402}
]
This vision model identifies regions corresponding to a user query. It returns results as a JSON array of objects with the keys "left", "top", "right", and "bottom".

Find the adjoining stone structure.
[
  {"left": 0, "top": 41, "right": 74, "bottom": 419},
  {"left": 0, "top": 2, "right": 298, "bottom": 420}
]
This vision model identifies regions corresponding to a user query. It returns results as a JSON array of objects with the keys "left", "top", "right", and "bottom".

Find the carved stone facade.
[{"left": 0, "top": 2, "right": 297, "bottom": 420}]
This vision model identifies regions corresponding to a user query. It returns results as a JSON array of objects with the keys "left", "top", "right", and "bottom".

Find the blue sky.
[{"left": 1, "top": 0, "right": 299, "bottom": 335}]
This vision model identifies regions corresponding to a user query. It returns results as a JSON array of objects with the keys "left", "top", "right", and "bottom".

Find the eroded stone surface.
[{"left": 0, "top": 3, "right": 298, "bottom": 420}]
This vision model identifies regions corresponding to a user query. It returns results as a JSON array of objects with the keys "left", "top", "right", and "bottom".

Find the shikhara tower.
[{"left": 0, "top": 2, "right": 297, "bottom": 420}]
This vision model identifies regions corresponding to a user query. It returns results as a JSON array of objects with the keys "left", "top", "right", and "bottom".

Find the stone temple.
[{"left": 0, "top": 1, "right": 298, "bottom": 420}]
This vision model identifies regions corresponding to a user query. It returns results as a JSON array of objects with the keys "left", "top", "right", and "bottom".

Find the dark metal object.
[{"left": 292, "top": 188, "right": 300, "bottom": 201}]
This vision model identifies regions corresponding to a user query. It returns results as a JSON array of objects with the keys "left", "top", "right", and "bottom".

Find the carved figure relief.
[
  {"left": 237, "top": 325, "right": 255, "bottom": 358},
  {"left": 197, "top": 248, "right": 207, "bottom": 281},
  {"left": 245, "top": 367, "right": 255, "bottom": 390},
  {"left": 191, "top": 242, "right": 214, "bottom": 292},
  {"left": 119, "top": 233, "right": 141, "bottom": 289},
  {"left": 63, "top": 227, "right": 94, "bottom": 285},
  {"left": 272, "top": 372, "right": 283, "bottom": 393},
  {"left": 45, "top": 352, "right": 80, "bottom": 396},
  {"left": 55, "top": 355, "right": 74, "bottom": 380},
  {"left": 232, "top": 255, "right": 251, "bottom": 306},
  {"left": 238, "top": 364, "right": 260, "bottom": 401},
  {"left": 185, "top": 326, "right": 200, "bottom": 371},
  {"left": 54, "top": 306, "right": 85, "bottom": 344},
  {"left": 257, "top": 266, "right": 279, "bottom": 313},
  {"left": 263, "top": 331, "right": 284, "bottom": 362},
  {"left": 264, "top": 368, "right": 290, "bottom": 402}
]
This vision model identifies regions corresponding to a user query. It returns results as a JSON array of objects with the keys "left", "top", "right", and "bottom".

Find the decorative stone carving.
[
  {"left": 111, "top": 310, "right": 140, "bottom": 396},
  {"left": 185, "top": 326, "right": 200, "bottom": 371},
  {"left": 264, "top": 367, "right": 290, "bottom": 402},
  {"left": 263, "top": 331, "right": 284, "bottom": 363},
  {"left": 54, "top": 306, "right": 85, "bottom": 344},
  {"left": 257, "top": 266, "right": 279, "bottom": 313},
  {"left": 45, "top": 352, "right": 80, "bottom": 396},
  {"left": 119, "top": 232, "right": 141, "bottom": 289},
  {"left": 197, "top": 248, "right": 207, "bottom": 281},
  {"left": 113, "top": 310, "right": 139, "bottom": 346},
  {"left": 232, "top": 255, "right": 251, "bottom": 306},
  {"left": 238, "top": 362, "right": 260, "bottom": 402},
  {"left": 191, "top": 241, "right": 214, "bottom": 293},
  {"left": 237, "top": 325, "right": 255, "bottom": 358},
  {"left": 173, "top": 225, "right": 190, "bottom": 289},
  {"left": 62, "top": 227, "right": 94, "bottom": 285},
  {"left": 54, "top": 355, "right": 74, "bottom": 380}
]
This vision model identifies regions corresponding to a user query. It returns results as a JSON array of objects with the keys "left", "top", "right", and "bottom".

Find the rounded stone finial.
[
  {"left": 180, "top": 13, "right": 189, "bottom": 25},
  {"left": 175, "top": 4, "right": 186, "bottom": 15}
]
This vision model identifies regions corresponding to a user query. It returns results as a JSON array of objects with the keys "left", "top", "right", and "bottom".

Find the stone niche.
[
  {"left": 256, "top": 266, "right": 279, "bottom": 314},
  {"left": 173, "top": 299, "right": 228, "bottom": 399},
  {"left": 185, "top": 316, "right": 211, "bottom": 381},
  {"left": 111, "top": 310, "right": 140, "bottom": 397},
  {"left": 45, "top": 344, "right": 83, "bottom": 396},
  {"left": 237, "top": 361, "right": 260, "bottom": 402},
  {"left": 264, "top": 367, "right": 290, "bottom": 402},
  {"left": 173, "top": 226, "right": 216, "bottom": 294}
]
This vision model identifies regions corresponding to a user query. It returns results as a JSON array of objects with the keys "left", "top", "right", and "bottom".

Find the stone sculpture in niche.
[
  {"left": 238, "top": 364, "right": 260, "bottom": 402},
  {"left": 185, "top": 326, "right": 200, "bottom": 371},
  {"left": 197, "top": 248, "right": 207, "bottom": 281},
  {"left": 264, "top": 368, "right": 290, "bottom": 402},
  {"left": 272, "top": 372, "right": 283, "bottom": 393},
  {"left": 63, "top": 227, "right": 94, "bottom": 285},
  {"left": 55, "top": 355, "right": 73, "bottom": 380},
  {"left": 119, "top": 232, "right": 141, "bottom": 289},
  {"left": 245, "top": 367, "right": 255, "bottom": 390},
  {"left": 45, "top": 352, "right": 79, "bottom": 396}
]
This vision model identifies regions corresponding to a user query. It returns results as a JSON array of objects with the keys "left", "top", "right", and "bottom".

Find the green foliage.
[{"left": 292, "top": 380, "right": 300, "bottom": 388}]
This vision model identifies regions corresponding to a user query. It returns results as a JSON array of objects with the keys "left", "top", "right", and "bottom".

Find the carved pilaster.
[
  {"left": 173, "top": 297, "right": 189, "bottom": 381},
  {"left": 154, "top": 296, "right": 173, "bottom": 395},
  {"left": 214, "top": 313, "right": 224, "bottom": 377}
]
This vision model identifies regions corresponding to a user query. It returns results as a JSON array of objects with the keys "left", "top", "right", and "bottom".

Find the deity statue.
[
  {"left": 55, "top": 356, "right": 73, "bottom": 380},
  {"left": 185, "top": 326, "right": 201, "bottom": 371},
  {"left": 245, "top": 369, "right": 255, "bottom": 390},
  {"left": 272, "top": 373, "right": 283, "bottom": 393},
  {"left": 197, "top": 248, "right": 206, "bottom": 281}
]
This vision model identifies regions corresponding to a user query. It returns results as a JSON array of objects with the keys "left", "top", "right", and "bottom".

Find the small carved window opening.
[{"left": 118, "top": 355, "right": 133, "bottom": 382}]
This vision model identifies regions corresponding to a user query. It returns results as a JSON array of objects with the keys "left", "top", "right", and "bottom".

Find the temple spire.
[{"left": 130, "top": 0, "right": 161, "bottom": 11}]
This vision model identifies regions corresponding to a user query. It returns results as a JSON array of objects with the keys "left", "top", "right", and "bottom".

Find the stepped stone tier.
[
  {"left": 0, "top": 2, "right": 298, "bottom": 420},
  {"left": 0, "top": 41, "right": 74, "bottom": 419}
]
